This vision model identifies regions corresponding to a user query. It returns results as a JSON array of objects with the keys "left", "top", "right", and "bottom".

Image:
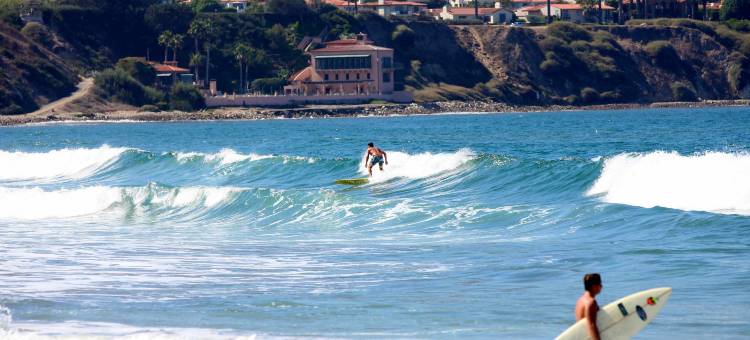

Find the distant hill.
[{"left": 1, "top": 0, "right": 749, "bottom": 114}]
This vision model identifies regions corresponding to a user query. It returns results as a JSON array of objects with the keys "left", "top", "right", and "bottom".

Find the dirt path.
[{"left": 29, "top": 77, "right": 93, "bottom": 116}]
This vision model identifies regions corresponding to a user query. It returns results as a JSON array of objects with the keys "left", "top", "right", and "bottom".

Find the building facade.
[
  {"left": 284, "top": 34, "right": 394, "bottom": 96},
  {"left": 431, "top": 4, "right": 513, "bottom": 24}
]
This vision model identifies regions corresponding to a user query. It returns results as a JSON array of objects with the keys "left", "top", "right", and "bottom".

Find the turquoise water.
[{"left": 0, "top": 107, "right": 749, "bottom": 339}]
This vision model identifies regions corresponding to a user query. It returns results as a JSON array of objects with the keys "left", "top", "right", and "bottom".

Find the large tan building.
[{"left": 284, "top": 34, "right": 394, "bottom": 96}]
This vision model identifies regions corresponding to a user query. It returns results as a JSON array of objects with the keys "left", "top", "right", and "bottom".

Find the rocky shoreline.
[{"left": 1, "top": 100, "right": 748, "bottom": 126}]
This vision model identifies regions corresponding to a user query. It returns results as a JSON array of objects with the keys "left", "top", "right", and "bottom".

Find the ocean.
[{"left": 0, "top": 107, "right": 749, "bottom": 339}]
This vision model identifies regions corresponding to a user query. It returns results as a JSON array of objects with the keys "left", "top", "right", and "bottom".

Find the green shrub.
[
  {"left": 580, "top": 87, "right": 599, "bottom": 103},
  {"left": 20, "top": 22, "right": 54, "bottom": 47},
  {"left": 720, "top": 0, "right": 750, "bottom": 20},
  {"left": 115, "top": 57, "right": 156, "bottom": 86},
  {"left": 0, "top": 0, "right": 21, "bottom": 26},
  {"left": 0, "top": 104, "right": 23, "bottom": 115},
  {"left": 139, "top": 104, "right": 160, "bottom": 112},
  {"left": 392, "top": 24, "right": 415, "bottom": 50},
  {"left": 728, "top": 52, "right": 750, "bottom": 95},
  {"left": 564, "top": 95, "right": 579, "bottom": 105},
  {"left": 725, "top": 19, "right": 750, "bottom": 33},
  {"left": 251, "top": 77, "right": 286, "bottom": 94},
  {"left": 94, "top": 68, "right": 149, "bottom": 106},
  {"left": 600, "top": 91, "right": 620, "bottom": 102},
  {"left": 644, "top": 40, "right": 681, "bottom": 70},
  {"left": 671, "top": 82, "right": 697, "bottom": 101},
  {"left": 170, "top": 83, "right": 205, "bottom": 111},
  {"left": 547, "top": 21, "right": 591, "bottom": 42}
]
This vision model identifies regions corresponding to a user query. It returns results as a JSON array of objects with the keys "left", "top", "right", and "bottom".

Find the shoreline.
[{"left": 1, "top": 99, "right": 748, "bottom": 126}]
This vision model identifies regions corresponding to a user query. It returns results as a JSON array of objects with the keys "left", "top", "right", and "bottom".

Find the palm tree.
[
  {"left": 190, "top": 53, "right": 204, "bottom": 85},
  {"left": 188, "top": 18, "right": 217, "bottom": 89},
  {"left": 234, "top": 43, "right": 250, "bottom": 94},
  {"left": 158, "top": 31, "right": 174, "bottom": 64},
  {"left": 474, "top": 0, "right": 479, "bottom": 20},
  {"left": 547, "top": 0, "right": 552, "bottom": 23},
  {"left": 171, "top": 34, "right": 185, "bottom": 63}
]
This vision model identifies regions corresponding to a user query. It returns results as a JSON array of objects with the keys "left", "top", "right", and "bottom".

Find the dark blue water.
[{"left": 0, "top": 107, "right": 749, "bottom": 339}]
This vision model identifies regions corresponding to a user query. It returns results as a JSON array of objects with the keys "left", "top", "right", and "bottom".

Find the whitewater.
[{"left": 1, "top": 107, "right": 749, "bottom": 339}]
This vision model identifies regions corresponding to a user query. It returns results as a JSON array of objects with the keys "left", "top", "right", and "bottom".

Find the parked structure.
[{"left": 283, "top": 33, "right": 395, "bottom": 96}]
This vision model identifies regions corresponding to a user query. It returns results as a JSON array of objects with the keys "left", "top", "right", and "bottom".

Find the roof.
[
  {"left": 150, "top": 63, "right": 190, "bottom": 73},
  {"left": 359, "top": 0, "right": 427, "bottom": 6},
  {"left": 312, "top": 37, "right": 392, "bottom": 53},
  {"left": 446, "top": 7, "right": 506, "bottom": 15},
  {"left": 322, "top": 0, "right": 426, "bottom": 6},
  {"left": 517, "top": 4, "right": 544, "bottom": 11},
  {"left": 550, "top": 3, "right": 614, "bottom": 10}
]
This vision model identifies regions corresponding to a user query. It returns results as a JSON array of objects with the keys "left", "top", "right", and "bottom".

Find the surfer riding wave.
[{"left": 364, "top": 142, "right": 388, "bottom": 177}]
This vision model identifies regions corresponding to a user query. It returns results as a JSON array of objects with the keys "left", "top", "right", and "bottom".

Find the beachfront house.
[
  {"left": 150, "top": 61, "right": 194, "bottom": 88},
  {"left": 283, "top": 33, "right": 394, "bottom": 96},
  {"left": 315, "top": 0, "right": 427, "bottom": 16},
  {"left": 433, "top": 4, "right": 513, "bottom": 24}
]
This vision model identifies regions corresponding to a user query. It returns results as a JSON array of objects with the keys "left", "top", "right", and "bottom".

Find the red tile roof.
[
  {"left": 151, "top": 63, "right": 190, "bottom": 73},
  {"left": 447, "top": 7, "right": 505, "bottom": 15},
  {"left": 322, "top": 0, "right": 426, "bottom": 6},
  {"left": 517, "top": 4, "right": 544, "bottom": 11},
  {"left": 551, "top": 3, "right": 614, "bottom": 10}
]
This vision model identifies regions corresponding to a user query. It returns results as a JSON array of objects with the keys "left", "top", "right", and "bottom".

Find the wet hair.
[
  {"left": 368, "top": 142, "right": 374, "bottom": 147},
  {"left": 583, "top": 273, "right": 602, "bottom": 291}
]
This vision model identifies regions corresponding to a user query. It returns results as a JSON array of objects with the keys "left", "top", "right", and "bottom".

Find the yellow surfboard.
[{"left": 335, "top": 178, "right": 369, "bottom": 185}]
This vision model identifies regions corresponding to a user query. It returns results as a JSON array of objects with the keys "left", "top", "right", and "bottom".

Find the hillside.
[
  {"left": 394, "top": 20, "right": 750, "bottom": 104},
  {"left": 0, "top": 0, "right": 749, "bottom": 114},
  {"left": 0, "top": 21, "right": 77, "bottom": 114}
]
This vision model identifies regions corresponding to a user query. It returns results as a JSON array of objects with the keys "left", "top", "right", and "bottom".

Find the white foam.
[
  {"left": 359, "top": 149, "right": 475, "bottom": 183},
  {"left": 174, "top": 149, "right": 272, "bottom": 165},
  {"left": 0, "top": 185, "right": 240, "bottom": 220},
  {"left": 587, "top": 151, "right": 750, "bottom": 215},
  {"left": 0, "top": 146, "right": 128, "bottom": 181},
  {"left": 0, "top": 321, "right": 266, "bottom": 340}
]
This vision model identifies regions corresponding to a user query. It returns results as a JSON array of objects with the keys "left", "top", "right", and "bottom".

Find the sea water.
[{"left": 0, "top": 107, "right": 749, "bottom": 339}]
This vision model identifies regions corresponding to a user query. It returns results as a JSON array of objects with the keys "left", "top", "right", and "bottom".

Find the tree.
[
  {"left": 547, "top": 0, "right": 552, "bottom": 23},
  {"left": 115, "top": 57, "right": 156, "bottom": 86},
  {"left": 190, "top": 53, "right": 204, "bottom": 84},
  {"left": 191, "top": 0, "right": 224, "bottom": 13},
  {"left": 170, "top": 33, "right": 185, "bottom": 63},
  {"left": 720, "top": 0, "right": 750, "bottom": 20},
  {"left": 234, "top": 43, "right": 251, "bottom": 93},
  {"left": 144, "top": 3, "right": 194, "bottom": 34},
  {"left": 158, "top": 31, "right": 175, "bottom": 63},
  {"left": 576, "top": 0, "right": 599, "bottom": 21},
  {"left": 188, "top": 17, "right": 217, "bottom": 88}
]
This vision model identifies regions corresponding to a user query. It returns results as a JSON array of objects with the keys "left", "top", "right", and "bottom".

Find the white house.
[{"left": 434, "top": 3, "right": 513, "bottom": 24}]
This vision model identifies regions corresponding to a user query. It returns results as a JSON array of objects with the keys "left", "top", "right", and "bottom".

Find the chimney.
[{"left": 495, "top": 1, "right": 501, "bottom": 8}]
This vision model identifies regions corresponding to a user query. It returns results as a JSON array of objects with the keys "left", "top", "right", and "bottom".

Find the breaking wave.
[
  {"left": 0, "top": 145, "right": 128, "bottom": 181},
  {"left": 0, "top": 185, "right": 240, "bottom": 220},
  {"left": 587, "top": 151, "right": 750, "bottom": 215}
]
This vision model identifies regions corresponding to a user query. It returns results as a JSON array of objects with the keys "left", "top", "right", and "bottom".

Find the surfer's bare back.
[
  {"left": 576, "top": 273, "right": 602, "bottom": 340},
  {"left": 364, "top": 142, "right": 388, "bottom": 177}
]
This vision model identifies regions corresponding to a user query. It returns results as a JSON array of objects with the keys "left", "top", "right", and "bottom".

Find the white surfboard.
[{"left": 556, "top": 287, "right": 672, "bottom": 340}]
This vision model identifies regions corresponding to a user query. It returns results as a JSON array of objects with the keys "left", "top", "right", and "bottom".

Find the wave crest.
[
  {"left": 359, "top": 149, "right": 475, "bottom": 182},
  {"left": 0, "top": 145, "right": 128, "bottom": 181},
  {"left": 0, "top": 185, "right": 240, "bottom": 220},
  {"left": 587, "top": 151, "right": 750, "bottom": 215}
]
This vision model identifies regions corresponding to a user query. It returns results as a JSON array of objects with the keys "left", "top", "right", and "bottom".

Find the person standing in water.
[
  {"left": 364, "top": 142, "right": 388, "bottom": 177},
  {"left": 576, "top": 273, "right": 603, "bottom": 340}
]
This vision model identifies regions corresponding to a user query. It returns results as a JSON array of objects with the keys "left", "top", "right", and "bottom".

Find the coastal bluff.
[{"left": 1, "top": 9, "right": 750, "bottom": 114}]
